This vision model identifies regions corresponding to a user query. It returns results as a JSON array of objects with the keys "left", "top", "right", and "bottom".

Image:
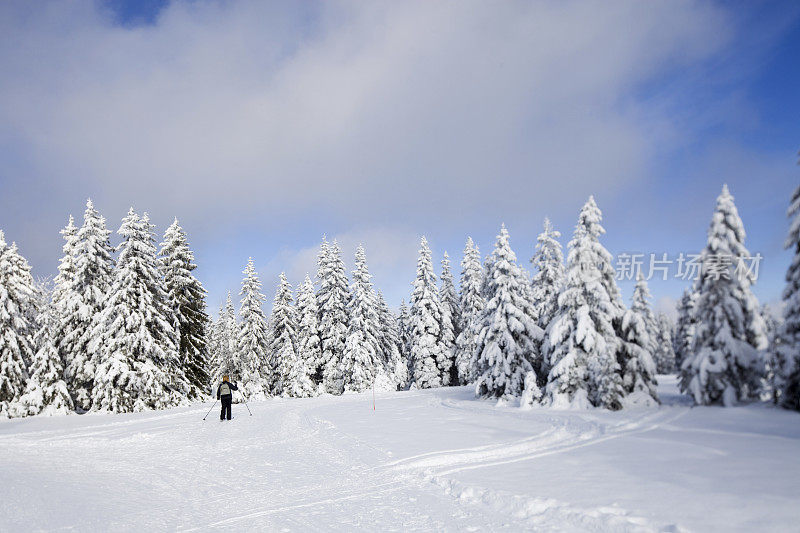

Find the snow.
[{"left": 0, "top": 376, "right": 797, "bottom": 531}]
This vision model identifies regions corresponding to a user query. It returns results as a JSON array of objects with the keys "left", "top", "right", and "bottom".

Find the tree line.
[
  {"left": 0, "top": 201, "right": 209, "bottom": 417},
  {"left": 1, "top": 183, "right": 798, "bottom": 418}
]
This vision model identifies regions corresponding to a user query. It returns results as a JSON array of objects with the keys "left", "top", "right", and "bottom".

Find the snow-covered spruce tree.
[
  {"left": 582, "top": 203, "right": 631, "bottom": 407},
  {"left": 376, "top": 290, "right": 407, "bottom": 389},
  {"left": 530, "top": 218, "right": 565, "bottom": 380},
  {"left": 283, "top": 337, "right": 316, "bottom": 398},
  {"left": 619, "top": 280, "right": 659, "bottom": 405},
  {"left": 618, "top": 309, "right": 658, "bottom": 406},
  {"left": 316, "top": 239, "right": 349, "bottom": 394},
  {"left": 296, "top": 275, "right": 322, "bottom": 395},
  {"left": 673, "top": 288, "right": 697, "bottom": 369},
  {"left": 762, "top": 305, "right": 780, "bottom": 344},
  {"left": 408, "top": 237, "right": 449, "bottom": 388},
  {"left": 398, "top": 300, "right": 410, "bottom": 347},
  {"left": 545, "top": 197, "right": 624, "bottom": 410},
  {"left": 454, "top": 237, "right": 484, "bottom": 385},
  {"left": 268, "top": 273, "right": 306, "bottom": 396},
  {"left": 159, "top": 219, "right": 210, "bottom": 399},
  {"left": 341, "top": 246, "right": 382, "bottom": 392},
  {"left": 212, "top": 292, "right": 239, "bottom": 384},
  {"left": 52, "top": 216, "right": 78, "bottom": 316},
  {"left": 236, "top": 258, "right": 271, "bottom": 399},
  {"left": 777, "top": 183, "right": 800, "bottom": 411},
  {"left": 312, "top": 239, "right": 331, "bottom": 383},
  {"left": 62, "top": 199, "right": 115, "bottom": 410},
  {"left": 398, "top": 299, "right": 413, "bottom": 385},
  {"left": 531, "top": 218, "right": 565, "bottom": 330},
  {"left": 141, "top": 213, "right": 185, "bottom": 379},
  {"left": 7, "top": 241, "right": 37, "bottom": 368},
  {"left": 761, "top": 305, "right": 784, "bottom": 403},
  {"left": 21, "top": 282, "right": 74, "bottom": 416},
  {"left": 91, "top": 209, "right": 188, "bottom": 413},
  {"left": 631, "top": 275, "right": 659, "bottom": 359},
  {"left": 654, "top": 313, "right": 677, "bottom": 374},
  {"left": 473, "top": 225, "right": 543, "bottom": 401},
  {"left": 48, "top": 216, "right": 80, "bottom": 400},
  {"left": 282, "top": 281, "right": 316, "bottom": 398},
  {"left": 0, "top": 231, "right": 35, "bottom": 418},
  {"left": 439, "top": 252, "right": 459, "bottom": 385},
  {"left": 206, "top": 303, "right": 224, "bottom": 386},
  {"left": 680, "top": 185, "right": 768, "bottom": 406}
]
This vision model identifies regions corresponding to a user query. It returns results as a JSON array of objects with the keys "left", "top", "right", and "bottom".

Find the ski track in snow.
[
  {"left": 389, "top": 408, "right": 689, "bottom": 476},
  {"left": 1, "top": 378, "right": 799, "bottom": 531},
  {"left": 376, "top": 397, "right": 690, "bottom": 532}
]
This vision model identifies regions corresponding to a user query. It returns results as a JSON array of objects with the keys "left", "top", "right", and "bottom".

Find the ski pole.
[
  {"left": 241, "top": 394, "right": 253, "bottom": 416},
  {"left": 202, "top": 400, "right": 218, "bottom": 421}
]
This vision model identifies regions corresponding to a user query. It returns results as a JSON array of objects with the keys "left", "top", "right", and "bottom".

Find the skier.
[{"left": 216, "top": 376, "right": 239, "bottom": 421}]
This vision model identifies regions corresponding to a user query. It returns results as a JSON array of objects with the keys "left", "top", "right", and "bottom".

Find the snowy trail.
[
  {"left": 391, "top": 408, "right": 690, "bottom": 477},
  {"left": 1, "top": 393, "right": 518, "bottom": 531},
  {"left": 1, "top": 377, "right": 799, "bottom": 531}
]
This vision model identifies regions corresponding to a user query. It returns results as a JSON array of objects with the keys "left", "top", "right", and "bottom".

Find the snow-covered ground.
[{"left": 1, "top": 376, "right": 798, "bottom": 532}]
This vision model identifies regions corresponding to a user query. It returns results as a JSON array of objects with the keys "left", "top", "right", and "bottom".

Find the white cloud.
[
  {"left": 4, "top": 0, "right": 774, "bottom": 310},
  {"left": 0, "top": 0, "right": 731, "bottom": 229}
]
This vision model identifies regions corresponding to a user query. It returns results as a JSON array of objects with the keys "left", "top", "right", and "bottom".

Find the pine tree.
[
  {"left": 52, "top": 216, "right": 78, "bottom": 314},
  {"left": 283, "top": 338, "right": 316, "bottom": 398},
  {"left": 7, "top": 241, "right": 37, "bottom": 364},
  {"left": 777, "top": 183, "right": 800, "bottom": 411},
  {"left": 653, "top": 314, "right": 677, "bottom": 374},
  {"left": 0, "top": 231, "right": 34, "bottom": 418},
  {"left": 631, "top": 275, "right": 659, "bottom": 357},
  {"left": 454, "top": 238, "right": 484, "bottom": 385},
  {"left": 680, "top": 185, "right": 768, "bottom": 406},
  {"left": 619, "top": 278, "right": 659, "bottom": 405},
  {"left": 142, "top": 213, "right": 185, "bottom": 381},
  {"left": 586, "top": 198, "right": 626, "bottom": 409},
  {"left": 273, "top": 275, "right": 315, "bottom": 399},
  {"left": 342, "top": 246, "right": 382, "bottom": 392},
  {"left": 439, "top": 252, "right": 459, "bottom": 385},
  {"left": 376, "top": 290, "right": 406, "bottom": 389},
  {"left": 268, "top": 273, "right": 301, "bottom": 396},
  {"left": 312, "top": 239, "right": 331, "bottom": 383},
  {"left": 159, "top": 219, "right": 210, "bottom": 399},
  {"left": 673, "top": 288, "right": 698, "bottom": 369},
  {"left": 212, "top": 293, "right": 238, "bottom": 384},
  {"left": 316, "top": 239, "right": 349, "bottom": 394},
  {"left": 21, "top": 282, "right": 74, "bottom": 416},
  {"left": 473, "top": 225, "right": 543, "bottom": 400},
  {"left": 585, "top": 205, "right": 630, "bottom": 408},
  {"left": 207, "top": 303, "right": 225, "bottom": 386},
  {"left": 762, "top": 305, "right": 783, "bottom": 403},
  {"left": 531, "top": 218, "right": 565, "bottom": 330},
  {"left": 618, "top": 308, "right": 658, "bottom": 405},
  {"left": 530, "top": 218, "right": 565, "bottom": 381},
  {"left": 237, "top": 258, "right": 271, "bottom": 399},
  {"left": 408, "top": 237, "right": 449, "bottom": 388},
  {"left": 545, "top": 197, "right": 624, "bottom": 410},
  {"left": 296, "top": 275, "right": 322, "bottom": 393},
  {"left": 62, "top": 199, "right": 114, "bottom": 411},
  {"left": 398, "top": 299, "right": 412, "bottom": 386},
  {"left": 91, "top": 209, "right": 187, "bottom": 413},
  {"left": 51, "top": 215, "right": 78, "bottom": 406}
]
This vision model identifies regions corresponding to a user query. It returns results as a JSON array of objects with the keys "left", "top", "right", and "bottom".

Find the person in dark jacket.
[{"left": 216, "top": 376, "right": 239, "bottom": 421}]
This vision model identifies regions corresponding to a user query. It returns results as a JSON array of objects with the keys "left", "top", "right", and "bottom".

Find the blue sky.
[{"left": 0, "top": 0, "right": 798, "bottom": 318}]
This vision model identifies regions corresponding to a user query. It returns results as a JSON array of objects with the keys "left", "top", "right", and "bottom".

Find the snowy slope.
[{"left": 1, "top": 376, "right": 798, "bottom": 532}]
